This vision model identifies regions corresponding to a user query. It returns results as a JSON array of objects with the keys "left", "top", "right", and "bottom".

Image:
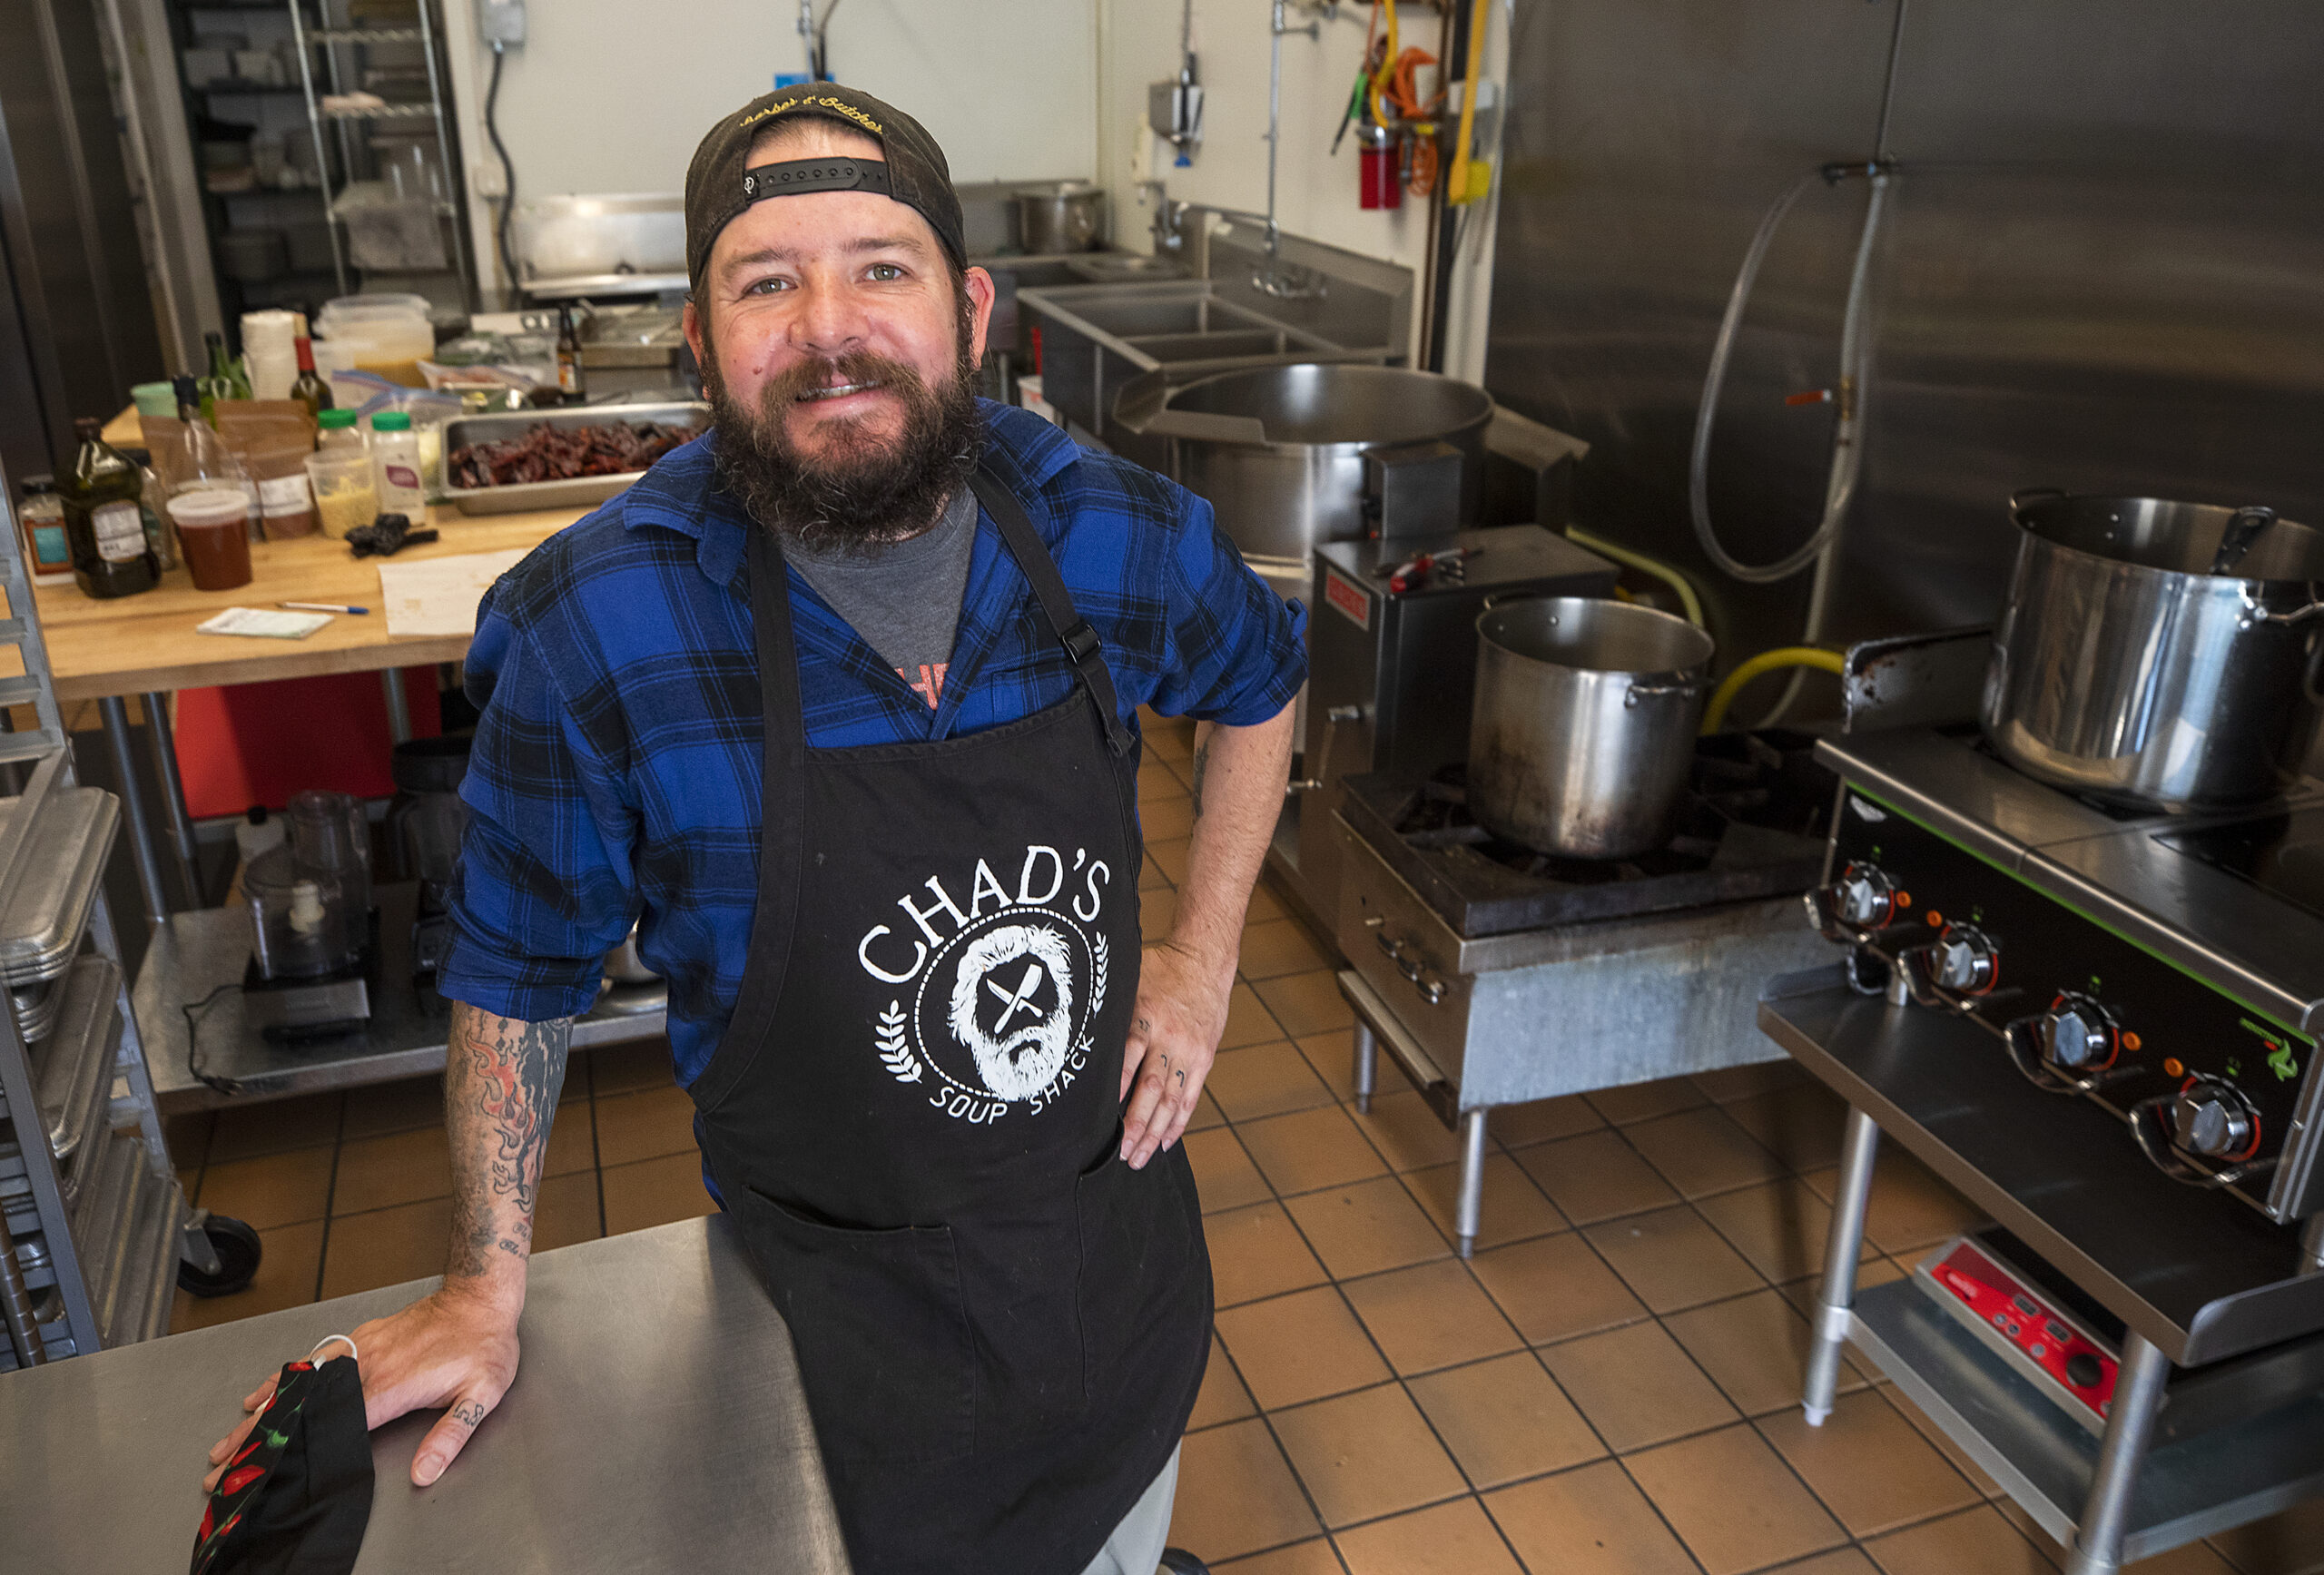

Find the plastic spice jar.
[{"left": 369, "top": 410, "right": 427, "bottom": 517}]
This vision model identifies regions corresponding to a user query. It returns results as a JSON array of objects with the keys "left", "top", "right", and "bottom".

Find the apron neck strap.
[{"left": 968, "top": 468, "right": 1135, "bottom": 757}]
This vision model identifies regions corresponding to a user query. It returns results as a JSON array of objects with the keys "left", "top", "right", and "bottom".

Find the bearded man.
[{"left": 203, "top": 85, "right": 1304, "bottom": 1575}]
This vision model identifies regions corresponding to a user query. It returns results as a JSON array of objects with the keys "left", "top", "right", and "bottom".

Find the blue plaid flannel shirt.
[{"left": 438, "top": 400, "right": 1308, "bottom": 1088}]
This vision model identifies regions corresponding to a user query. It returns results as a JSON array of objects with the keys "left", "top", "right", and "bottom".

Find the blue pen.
[{"left": 278, "top": 601, "right": 369, "bottom": 615}]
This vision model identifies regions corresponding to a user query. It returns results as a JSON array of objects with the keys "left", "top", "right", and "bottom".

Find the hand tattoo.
[{"left": 451, "top": 1400, "right": 487, "bottom": 1427}]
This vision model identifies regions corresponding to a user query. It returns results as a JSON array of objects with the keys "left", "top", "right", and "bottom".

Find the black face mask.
[{"left": 192, "top": 1354, "right": 372, "bottom": 1575}]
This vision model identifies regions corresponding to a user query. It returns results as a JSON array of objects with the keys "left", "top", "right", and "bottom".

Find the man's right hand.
[
  {"left": 203, "top": 1002, "right": 573, "bottom": 1492},
  {"left": 204, "top": 1285, "right": 521, "bottom": 1489}
]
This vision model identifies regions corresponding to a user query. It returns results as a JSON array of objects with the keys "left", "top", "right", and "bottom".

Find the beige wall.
[{"left": 438, "top": 0, "right": 1099, "bottom": 300}]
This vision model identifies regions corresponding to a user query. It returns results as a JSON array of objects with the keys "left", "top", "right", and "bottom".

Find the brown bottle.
[
  {"left": 556, "top": 303, "right": 586, "bottom": 404},
  {"left": 290, "top": 313, "right": 332, "bottom": 419},
  {"left": 58, "top": 417, "right": 158, "bottom": 598}
]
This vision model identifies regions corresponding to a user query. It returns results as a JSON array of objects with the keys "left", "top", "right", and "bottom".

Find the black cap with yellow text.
[{"left": 684, "top": 84, "right": 967, "bottom": 289}]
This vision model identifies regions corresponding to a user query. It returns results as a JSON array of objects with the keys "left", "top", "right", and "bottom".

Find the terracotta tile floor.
[{"left": 157, "top": 712, "right": 2321, "bottom": 1574}]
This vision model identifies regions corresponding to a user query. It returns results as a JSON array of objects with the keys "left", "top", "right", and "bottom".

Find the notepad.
[
  {"left": 375, "top": 547, "right": 532, "bottom": 638},
  {"left": 196, "top": 607, "right": 334, "bottom": 640}
]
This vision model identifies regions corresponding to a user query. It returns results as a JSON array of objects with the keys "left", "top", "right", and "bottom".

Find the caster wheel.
[{"left": 178, "top": 1215, "right": 262, "bottom": 1298}]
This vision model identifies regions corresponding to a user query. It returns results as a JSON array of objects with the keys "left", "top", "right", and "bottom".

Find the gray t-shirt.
[{"left": 786, "top": 486, "right": 978, "bottom": 710}]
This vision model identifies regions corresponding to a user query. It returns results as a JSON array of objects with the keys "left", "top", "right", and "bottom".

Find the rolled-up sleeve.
[
  {"left": 1147, "top": 483, "right": 1308, "bottom": 726},
  {"left": 438, "top": 587, "right": 640, "bottom": 1022}
]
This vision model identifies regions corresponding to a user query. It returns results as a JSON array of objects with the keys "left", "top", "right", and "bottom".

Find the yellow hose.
[
  {"left": 1700, "top": 647, "right": 1846, "bottom": 734},
  {"left": 1562, "top": 526, "right": 1707, "bottom": 628},
  {"left": 1446, "top": 0, "right": 1491, "bottom": 203}
]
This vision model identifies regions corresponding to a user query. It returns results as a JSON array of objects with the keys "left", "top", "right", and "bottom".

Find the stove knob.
[
  {"left": 2171, "top": 1078, "right": 2259, "bottom": 1159},
  {"left": 1933, "top": 924, "right": 1997, "bottom": 995},
  {"left": 2039, "top": 993, "right": 2116, "bottom": 1070},
  {"left": 1836, "top": 862, "right": 1896, "bottom": 929}
]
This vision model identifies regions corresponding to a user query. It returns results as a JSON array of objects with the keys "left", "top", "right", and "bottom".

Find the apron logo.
[{"left": 857, "top": 845, "right": 1115, "bottom": 1124}]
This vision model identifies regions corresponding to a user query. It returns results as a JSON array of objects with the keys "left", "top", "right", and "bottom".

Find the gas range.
[
  {"left": 1808, "top": 725, "right": 2324, "bottom": 1223},
  {"left": 1339, "top": 730, "right": 1835, "bottom": 939},
  {"left": 1329, "top": 733, "right": 1839, "bottom": 1255}
]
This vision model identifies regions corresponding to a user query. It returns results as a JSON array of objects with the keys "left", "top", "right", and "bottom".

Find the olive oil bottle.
[{"left": 58, "top": 418, "right": 159, "bottom": 598}]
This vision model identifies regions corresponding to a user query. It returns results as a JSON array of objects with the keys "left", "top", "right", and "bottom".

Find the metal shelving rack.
[
  {"left": 0, "top": 504, "right": 196, "bottom": 1371},
  {"left": 286, "top": 0, "right": 475, "bottom": 310}
]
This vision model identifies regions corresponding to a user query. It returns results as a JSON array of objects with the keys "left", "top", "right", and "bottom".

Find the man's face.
[{"left": 683, "top": 123, "right": 994, "bottom": 489}]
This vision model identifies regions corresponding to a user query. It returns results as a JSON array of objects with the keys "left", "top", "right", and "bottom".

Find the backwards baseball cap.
[{"left": 684, "top": 84, "right": 967, "bottom": 289}]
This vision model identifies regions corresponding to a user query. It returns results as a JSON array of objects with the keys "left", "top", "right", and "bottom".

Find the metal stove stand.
[
  {"left": 1329, "top": 738, "right": 1837, "bottom": 1256},
  {"left": 1765, "top": 968, "right": 2324, "bottom": 1574}
]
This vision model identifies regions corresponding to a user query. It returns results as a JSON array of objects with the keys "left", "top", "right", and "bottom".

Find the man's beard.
[{"left": 704, "top": 325, "right": 983, "bottom": 556}]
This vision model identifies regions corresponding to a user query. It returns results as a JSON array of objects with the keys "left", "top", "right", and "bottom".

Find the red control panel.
[{"left": 1916, "top": 1236, "right": 2118, "bottom": 1430}]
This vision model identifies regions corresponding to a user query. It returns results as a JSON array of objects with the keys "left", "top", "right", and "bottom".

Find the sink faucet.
[{"left": 1149, "top": 195, "right": 1189, "bottom": 253}]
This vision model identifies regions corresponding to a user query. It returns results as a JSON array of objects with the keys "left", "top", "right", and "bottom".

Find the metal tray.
[
  {"left": 0, "top": 788, "right": 118, "bottom": 988},
  {"left": 32, "top": 957, "right": 122, "bottom": 1166},
  {"left": 441, "top": 400, "right": 707, "bottom": 516},
  {"left": 10, "top": 975, "right": 59, "bottom": 1046}
]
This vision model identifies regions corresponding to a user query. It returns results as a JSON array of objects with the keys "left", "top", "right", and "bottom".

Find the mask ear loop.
[{"left": 306, "top": 1334, "right": 359, "bottom": 1365}]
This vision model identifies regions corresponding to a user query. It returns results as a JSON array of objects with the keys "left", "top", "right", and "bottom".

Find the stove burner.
[
  {"left": 1342, "top": 732, "right": 1837, "bottom": 939},
  {"left": 2157, "top": 811, "right": 2324, "bottom": 924}
]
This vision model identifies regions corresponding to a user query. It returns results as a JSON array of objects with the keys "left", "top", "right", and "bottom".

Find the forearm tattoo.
[
  {"left": 1188, "top": 738, "right": 1210, "bottom": 819},
  {"left": 446, "top": 1003, "right": 571, "bottom": 1278}
]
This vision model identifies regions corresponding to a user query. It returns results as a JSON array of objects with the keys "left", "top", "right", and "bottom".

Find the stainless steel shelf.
[
  {"left": 1852, "top": 1277, "right": 2324, "bottom": 1560},
  {"left": 143, "top": 882, "right": 666, "bottom": 1111},
  {"left": 319, "top": 101, "right": 435, "bottom": 121},
  {"left": 309, "top": 25, "right": 423, "bottom": 42},
  {"left": 1759, "top": 969, "right": 2324, "bottom": 1364}
]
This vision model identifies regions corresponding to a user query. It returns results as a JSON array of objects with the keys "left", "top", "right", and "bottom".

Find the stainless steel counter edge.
[{"left": 0, "top": 1215, "right": 853, "bottom": 1574}]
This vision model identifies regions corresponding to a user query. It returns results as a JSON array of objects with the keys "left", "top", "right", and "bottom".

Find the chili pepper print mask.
[{"left": 192, "top": 1353, "right": 373, "bottom": 1575}]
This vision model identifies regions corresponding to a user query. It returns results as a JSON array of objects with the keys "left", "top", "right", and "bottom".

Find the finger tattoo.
[{"left": 452, "top": 1400, "right": 487, "bottom": 1427}]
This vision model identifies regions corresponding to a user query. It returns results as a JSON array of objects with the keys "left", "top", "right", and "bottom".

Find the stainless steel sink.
[{"left": 1018, "top": 281, "right": 1374, "bottom": 466}]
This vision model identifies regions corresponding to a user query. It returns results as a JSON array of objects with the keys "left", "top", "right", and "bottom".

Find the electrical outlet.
[
  {"left": 470, "top": 157, "right": 507, "bottom": 199},
  {"left": 478, "top": 0, "right": 526, "bottom": 46}
]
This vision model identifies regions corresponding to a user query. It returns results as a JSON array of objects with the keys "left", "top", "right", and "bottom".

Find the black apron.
[{"left": 689, "top": 468, "right": 1213, "bottom": 1575}]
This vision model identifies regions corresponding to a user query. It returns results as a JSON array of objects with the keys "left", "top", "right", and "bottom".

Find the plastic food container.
[
  {"left": 313, "top": 293, "right": 435, "bottom": 389},
  {"left": 164, "top": 488, "right": 254, "bottom": 590},
  {"left": 304, "top": 448, "right": 377, "bottom": 538}
]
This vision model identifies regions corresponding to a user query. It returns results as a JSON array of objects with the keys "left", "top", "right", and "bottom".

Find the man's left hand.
[{"left": 1119, "top": 939, "right": 1234, "bottom": 1168}]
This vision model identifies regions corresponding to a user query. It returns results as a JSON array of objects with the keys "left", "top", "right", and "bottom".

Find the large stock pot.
[
  {"left": 1469, "top": 597, "right": 1715, "bottom": 860},
  {"left": 1113, "top": 362, "right": 1493, "bottom": 567},
  {"left": 1982, "top": 491, "right": 2324, "bottom": 811}
]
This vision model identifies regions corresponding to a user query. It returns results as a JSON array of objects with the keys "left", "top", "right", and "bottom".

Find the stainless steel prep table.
[
  {"left": 0, "top": 1215, "right": 853, "bottom": 1573},
  {"left": 140, "top": 881, "right": 668, "bottom": 1113}
]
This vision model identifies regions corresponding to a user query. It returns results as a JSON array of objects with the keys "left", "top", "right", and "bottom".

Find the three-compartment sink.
[{"left": 1016, "top": 281, "right": 1374, "bottom": 465}]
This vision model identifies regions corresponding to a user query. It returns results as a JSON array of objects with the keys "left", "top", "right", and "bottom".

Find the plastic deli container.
[
  {"left": 165, "top": 488, "right": 254, "bottom": 590},
  {"left": 304, "top": 448, "right": 378, "bottom": 538},
  {"left": 312, "top": 293, "right": 434, "bottom": 389}
]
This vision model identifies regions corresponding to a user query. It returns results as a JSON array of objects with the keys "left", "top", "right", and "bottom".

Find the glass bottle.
[
  {"left": 57, "top": 417, "right": 159, "bottom": 598},
  {"left": 290, "top": 312, "right": 331, "bottom": 419},
  {"left": 171, "top": 374, "right": 260, "bottom": 520},
  {"left": 16, "top": 476, "right": 74, "bottom": 583},
  {"left": 138, "top": 461, "right": 179, "bottom": 571},
  {"left": 556, "top": 304, "right": 586, "bottom": 404},
  {"left": 199, "top": 331, "right": 233, "bottom": 424}
]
